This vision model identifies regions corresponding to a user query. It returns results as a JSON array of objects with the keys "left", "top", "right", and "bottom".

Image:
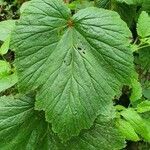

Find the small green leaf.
[
  {"left": 0, "top": 60, "right": 17, "bottom": 92},
  {"left": 0, "top": 73, "right": 18, "bottom": 93},
  {"left": 140, "top": 112, "right": 150, "bottom": 142},
  {"left": 116, "top": 119, "right": 140, "bottom": 141},
  {"left": 0, "top": 36, "right": 10, "bottom": 55},
  {"left": 137, "top": 11, "right": 150, "bottom": 42},
  {"left": 137, "top": 100, "right": 150, "bottom": 113},
  {"left": 0, "top": 60, "right": 11, "bottom": 78},
  {"left": 0, "top": 20, "right": 15, "bottom": 42},
  {"left": 130, "top": 78, "right": 142, "bottom": 102},
  {"left": 143, "top": 88, "right": 150, "bottom": 99},
  {"left": 121, "top": 108, "right": 150, "bottom": 141}
]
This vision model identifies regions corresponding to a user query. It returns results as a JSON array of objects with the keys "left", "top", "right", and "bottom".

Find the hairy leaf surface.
[{"left": 11, "top": 0, "right": 134, "bottom": 141}]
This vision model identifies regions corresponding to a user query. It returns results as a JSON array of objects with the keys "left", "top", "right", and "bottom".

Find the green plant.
[{"left": 0, "top": 0, "right": 150, "bottom": 149}]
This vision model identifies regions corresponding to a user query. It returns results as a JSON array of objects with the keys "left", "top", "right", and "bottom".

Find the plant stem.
[{"left": 137, "top": 45, "right": 150, "bottom": 50}]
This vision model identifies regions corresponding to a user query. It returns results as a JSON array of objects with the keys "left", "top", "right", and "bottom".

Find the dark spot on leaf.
[{"left": 77, "top": 47, "right": 82, "bottom": 51}]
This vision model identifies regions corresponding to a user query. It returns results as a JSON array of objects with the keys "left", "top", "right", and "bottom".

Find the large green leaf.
[
  {"left": 0, "top": 95, "right": 64, "bottom": 150},
  {"left": 11, "top": 0, "right": 134, "bottom": 141},
  {"left": 0, "top": 95, "right": 125, "bottom": 150}
]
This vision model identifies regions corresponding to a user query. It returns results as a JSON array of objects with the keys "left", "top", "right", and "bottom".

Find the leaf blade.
[{"left": 11, "top": 0, "right": 135, "bottom": 141}]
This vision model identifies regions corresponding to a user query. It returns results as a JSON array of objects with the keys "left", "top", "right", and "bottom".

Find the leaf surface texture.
[{"left": 11, "top": 0, "right": 134, "bottom": 141}]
